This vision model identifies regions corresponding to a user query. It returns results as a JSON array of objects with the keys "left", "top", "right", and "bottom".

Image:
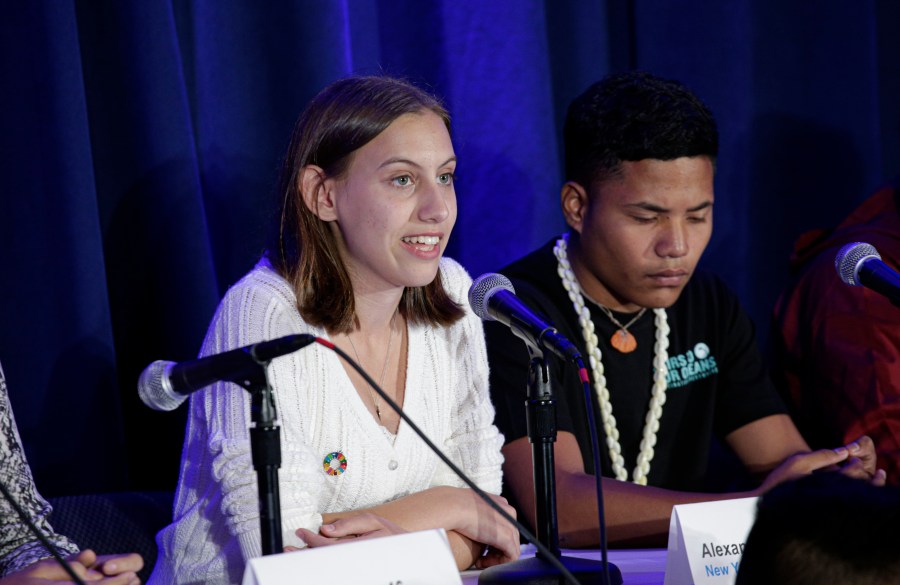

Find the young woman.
[{"left": 149, "top": 76, "right": 518, "bottom": 585}]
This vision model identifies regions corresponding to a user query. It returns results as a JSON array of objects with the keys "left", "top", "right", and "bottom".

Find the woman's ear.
[
  {"left": 560, "top": 181, "right": 589, "bottom": 233},
  {"left": 300, "top": 165, "right": 337, "bottom": 221}
]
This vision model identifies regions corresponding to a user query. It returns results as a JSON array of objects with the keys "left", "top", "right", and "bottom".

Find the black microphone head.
[
  {"left": 468, "top": 273, "right": 515, "bottom": 321},
  {"left": 137, "top": 360, "right": 183, "bottom": 411},
  {"left": 835, "top": 242, "right": 881, "bottom": 286}
]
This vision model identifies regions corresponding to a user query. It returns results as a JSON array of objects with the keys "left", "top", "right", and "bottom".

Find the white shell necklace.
[{"left": 554, "top": 234, "right": 670, "bottom": 485}]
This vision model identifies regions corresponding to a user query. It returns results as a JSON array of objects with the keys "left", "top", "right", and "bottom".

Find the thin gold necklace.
[{"left": 346, "top": 312, "right": 397, "bottom": 422}]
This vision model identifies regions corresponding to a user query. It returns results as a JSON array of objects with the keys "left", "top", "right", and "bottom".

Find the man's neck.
[{"left": 566, "top": 238, "right": 643, "bottom": 313}]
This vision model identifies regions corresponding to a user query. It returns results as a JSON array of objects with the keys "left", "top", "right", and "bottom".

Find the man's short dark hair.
[
  {"left": 736, "top": 473, "right": 900, "bottom": 585},
  {"left": 564, "top": 71, "right": 719, "bottom": 186}
]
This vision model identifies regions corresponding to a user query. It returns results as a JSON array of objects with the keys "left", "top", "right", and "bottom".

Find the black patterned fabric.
[
  {"left": 48, "top": 491, "right": 174, "bottom": 584},
  {"left": 0, "top": 362, "right": 79, "bottom": 576}
]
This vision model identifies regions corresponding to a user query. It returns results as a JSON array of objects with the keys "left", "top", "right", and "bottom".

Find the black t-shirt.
[{"left": 486, "top": 239, "right": 786, "bottom": 491}]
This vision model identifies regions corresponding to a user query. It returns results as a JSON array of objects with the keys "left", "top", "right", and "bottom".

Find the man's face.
[{"left": 564, "top": 156, "right": 714, "bottom": 312}]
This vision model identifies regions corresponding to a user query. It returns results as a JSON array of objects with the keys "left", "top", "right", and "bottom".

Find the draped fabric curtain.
[{"left": 1, "top": 0, "right": 897, "bottom": 495}]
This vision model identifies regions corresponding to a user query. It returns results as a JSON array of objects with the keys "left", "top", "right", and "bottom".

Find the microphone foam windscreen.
[
  {"left": 835, "top": 242, "right": 881, "bottom": 286},
  {"left": 468, "top": 273, "right": 515, "bottom": 321}
]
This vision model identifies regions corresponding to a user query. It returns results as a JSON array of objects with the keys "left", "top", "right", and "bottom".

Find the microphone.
[
  {"left": 835, "top": 242, "right": 900, "bottom": 306},
  {"left": 137, "top": 334, "right": 316, "bottom": 411},
  {"left": 468, "top": 273, "right": 581, "bottom": 361}
]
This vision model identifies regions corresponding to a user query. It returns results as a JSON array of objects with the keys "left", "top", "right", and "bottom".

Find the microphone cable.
[
  {"left": 576, "top": 356, "right": 614, "bottom": 585},
  {"left": 313, "top": 337, "right": 583, "bottom": 585},
  {"left": 0, "top": 478, "right": 87, "bottom": 585}
]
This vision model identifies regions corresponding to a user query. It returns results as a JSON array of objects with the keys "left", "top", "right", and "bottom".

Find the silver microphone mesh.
[
  {"left": 137, "top": 360, "right": 182, "bottom": 411},
  {"left": 835, "top": 242, "right": 881, "bottom": 286},
  {"left": 468, "top": 273, "right": 515, "bottom": 321}
]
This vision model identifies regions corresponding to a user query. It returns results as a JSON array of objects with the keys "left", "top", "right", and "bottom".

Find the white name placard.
[
  {"left": 663, "top": 496, "right": 758, "bottom": 585},
  {"left": 242, "top": 528, "right": 462, "bottom": 585}
]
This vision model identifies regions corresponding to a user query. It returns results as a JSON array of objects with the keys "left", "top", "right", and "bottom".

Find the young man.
[{"left": 484, "top": 71, "right": 883, "bottom": 548}]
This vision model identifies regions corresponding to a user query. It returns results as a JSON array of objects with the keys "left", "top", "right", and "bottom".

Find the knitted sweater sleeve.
[
  {"left": 428, "top": 259, "right": 505, "bottom": 495},
  {"left": 195, "top": 271, "right": 326, "bottom": 562},
  {"left": 0, "top": 365, "right": 79, "bottom": 577}
]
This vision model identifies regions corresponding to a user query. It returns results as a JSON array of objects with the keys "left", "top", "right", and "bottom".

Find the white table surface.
[{"left": 461, "top": 545, "right": 667, "bottom": 584}]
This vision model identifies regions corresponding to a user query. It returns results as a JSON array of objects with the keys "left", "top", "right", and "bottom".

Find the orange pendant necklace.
[{"left": 598, "top": 306, "right": 647, "bottom": 353}]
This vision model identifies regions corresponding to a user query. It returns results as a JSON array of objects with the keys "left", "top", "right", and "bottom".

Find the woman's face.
[{"left": 326, "top": 110, "right": 457, "bottom": 295}]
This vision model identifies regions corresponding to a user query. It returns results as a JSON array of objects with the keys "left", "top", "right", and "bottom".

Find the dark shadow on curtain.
[
  {"left": 102, "top": 159, "right": 219, "bottom": 490},
  {"left": 747, "top": 114, "right": 865, "bottom": 350},
  {"left": 30, "top": 339, "right": 126, "bottom": 496},
  {"left": 450, "top": 146, "right": 558, "bottom": 275},
  {"left": 876, "top": 0, "right": 900, "bottom": 175}
]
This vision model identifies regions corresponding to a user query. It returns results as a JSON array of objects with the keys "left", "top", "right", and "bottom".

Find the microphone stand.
[
  {"left": 232, "top": 358, "right": 283, "bottom": 556},
  {"left": 479, "top": 347, "right": 622, "bottom": 585}
]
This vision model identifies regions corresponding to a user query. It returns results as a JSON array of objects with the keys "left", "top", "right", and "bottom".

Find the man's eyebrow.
[
  {"left": 687, "top": 201, "right": 714, "bottom": 212},
  {"left": 625, "top": 201, "right": 713, "bottom": 213}
]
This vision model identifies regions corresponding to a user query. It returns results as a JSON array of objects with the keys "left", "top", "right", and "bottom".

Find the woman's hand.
[
  {"left": 0, "top": 550, "right": 143, "bottom": 585},
  {"left": 288, "top": 486, "right": 520, "bottom": 569},
  {"left": 289, "top": 513, "right": 406, "bottom": 550}
]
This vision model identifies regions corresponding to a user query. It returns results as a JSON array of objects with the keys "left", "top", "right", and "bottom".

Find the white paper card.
[
  {"left": 242, "top": 528, "right": 461, "bottom": 585},
  {"left": 663, "top": 496, "right": 758, "bottom": 585}
]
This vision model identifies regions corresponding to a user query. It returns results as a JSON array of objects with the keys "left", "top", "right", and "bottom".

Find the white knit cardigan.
[{"left": 149, "top": 257, "right": 504, "bottom": 585}]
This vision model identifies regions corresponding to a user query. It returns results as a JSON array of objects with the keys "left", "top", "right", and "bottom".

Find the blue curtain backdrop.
[{"left": 1, "top": 0, "right": 898, "bottom": 496}]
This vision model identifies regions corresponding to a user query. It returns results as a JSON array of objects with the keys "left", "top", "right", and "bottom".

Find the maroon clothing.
[{"left": 772, "top": 186, "right": 900, "bottom": 485}]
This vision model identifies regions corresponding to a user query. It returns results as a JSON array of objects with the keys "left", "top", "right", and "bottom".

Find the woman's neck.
[{"left": 351, "top": 287, "right": 404, "bottom": 337}]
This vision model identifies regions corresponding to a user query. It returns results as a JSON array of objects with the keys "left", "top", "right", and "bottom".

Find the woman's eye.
[
  {"left": 392, "top": 175, "right": 412, "bottom": 187},
  {"left": 437, "top": 173, "right": 454, "bottom": 185}
]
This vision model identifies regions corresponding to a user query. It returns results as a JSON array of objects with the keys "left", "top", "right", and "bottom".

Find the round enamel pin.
[{"left": 323, "top": 451, "right": 347, "bottom": 476}]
